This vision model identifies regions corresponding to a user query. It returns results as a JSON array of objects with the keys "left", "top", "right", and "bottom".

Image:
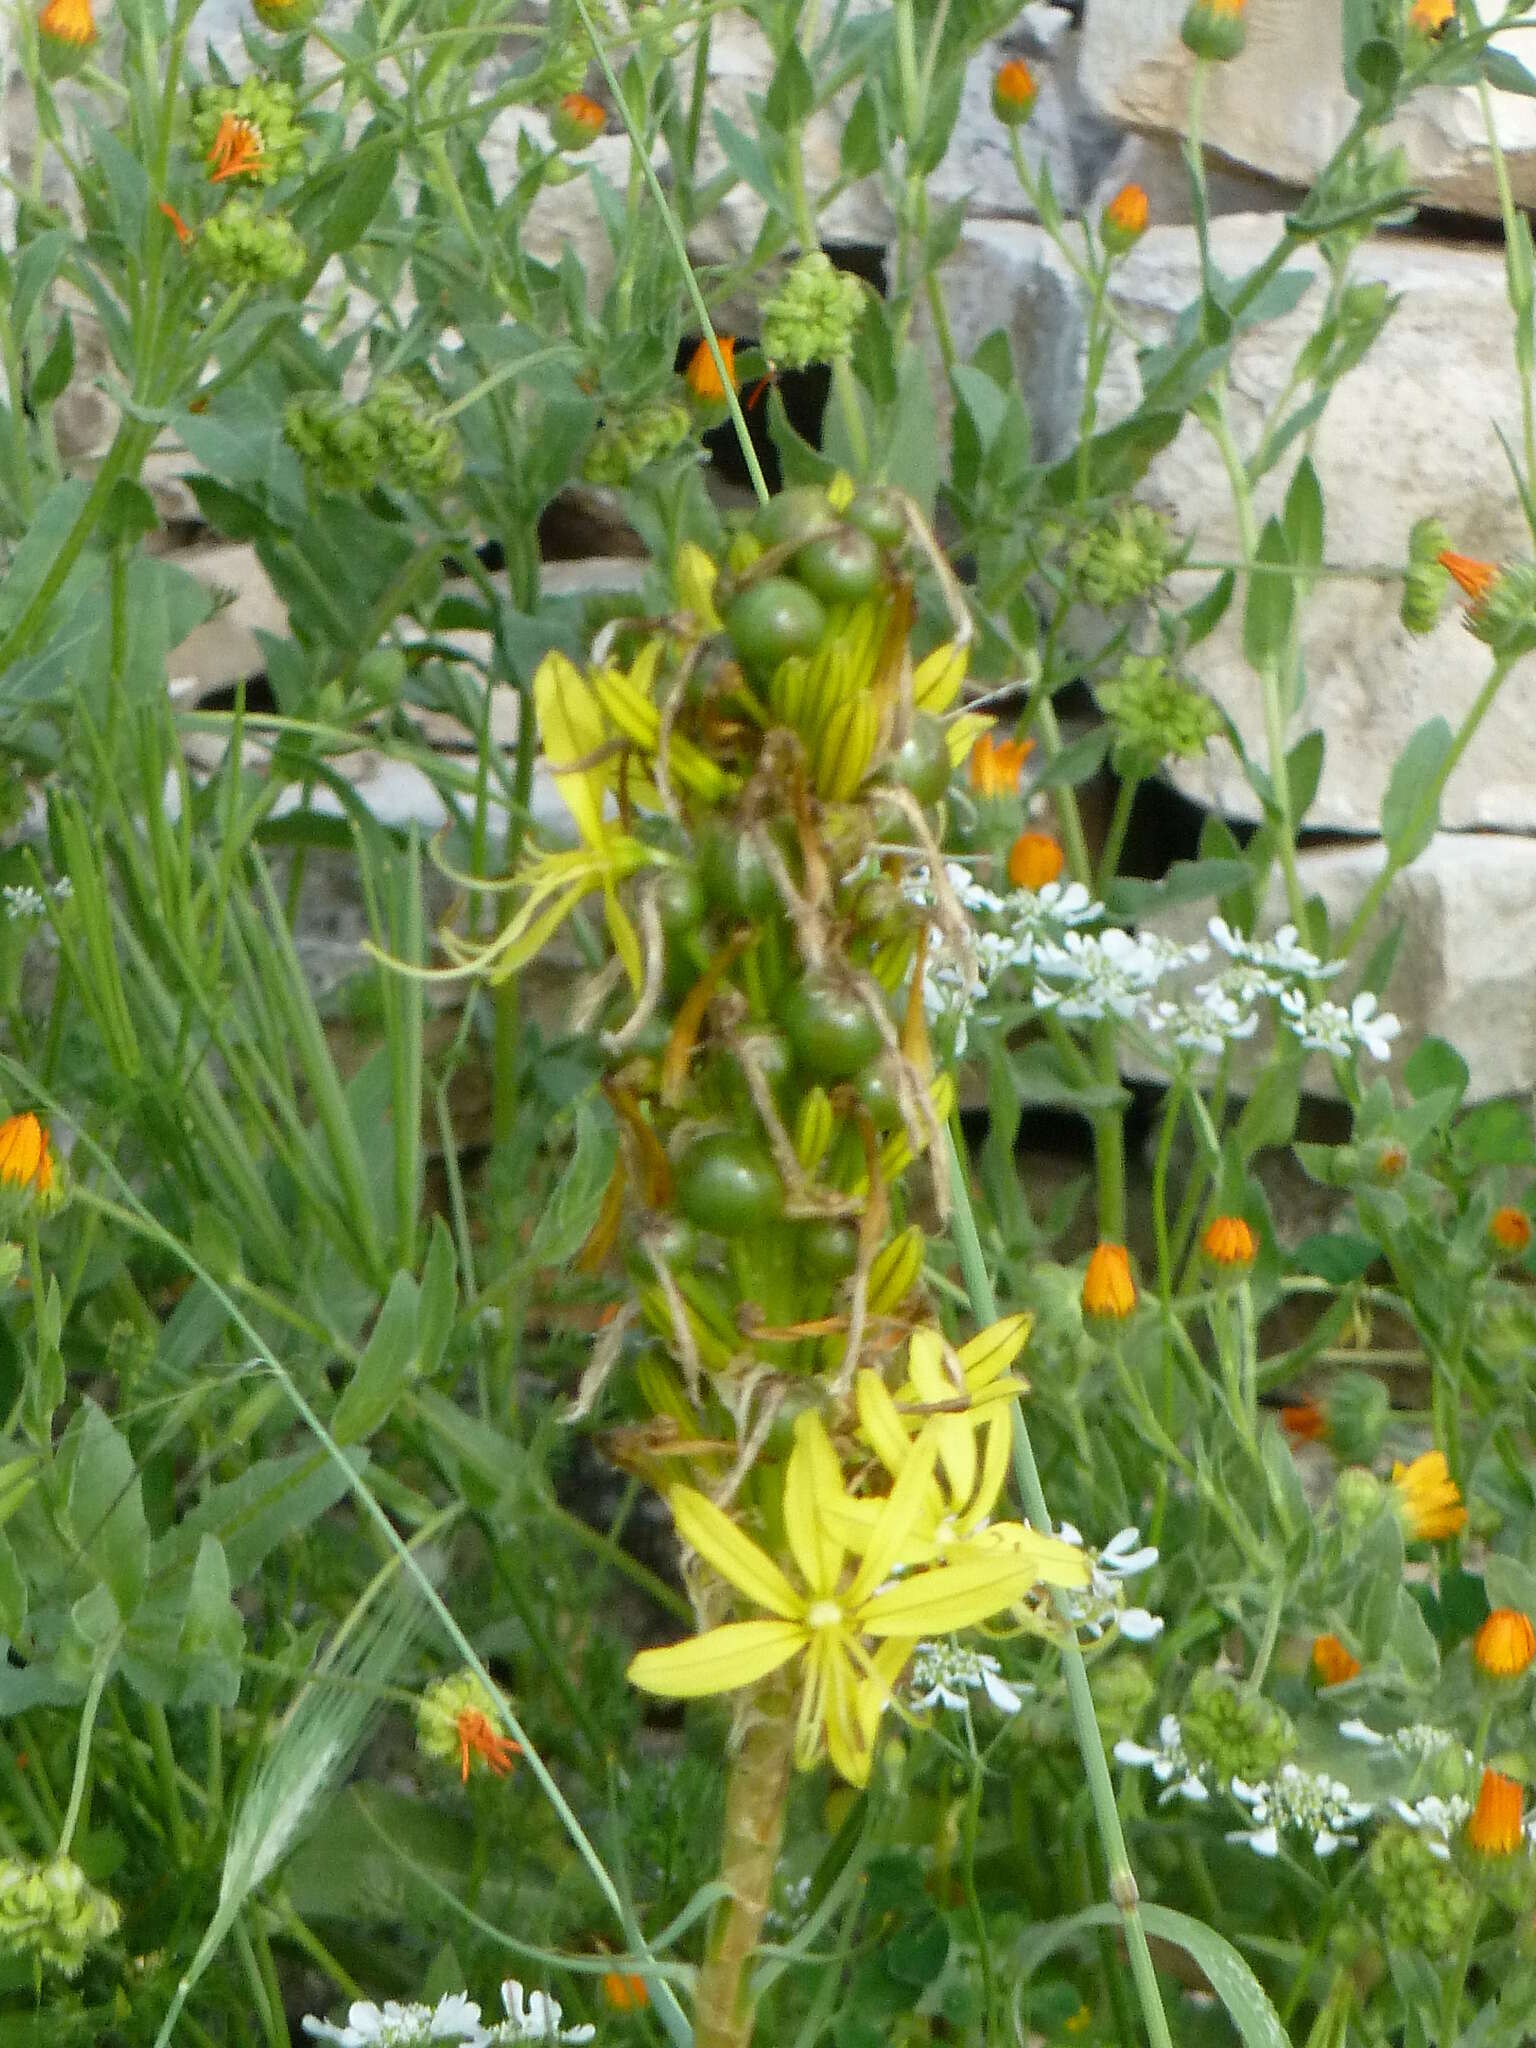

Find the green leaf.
[
  {"left": 1482, "top": 48, "right": 1536, "bottom": 98},
  {"left": 1032, "top": 729, "right": 1109, "bottom": 791},
  {"left": 528, "top": 1099, "right": 618, "bottom": 1267},
  {"left": 64, "top": 1399, "right": 149, "bottom": 1620},
  {"left": 176, "top": 1535, "right": 245, "bottom": 1708},
  {"left": 1019, "top": 1903, "right": 1290, "bottom": 2048},
  {"left": 1391, "top": 1585, "right": 1440, "bottom": 1686},
  {"left": 1242, "top": 516, "right": 1294, "bottom": 675},
  {"left": 1286, "top": 729, "right": 1326, "bottom": 826},
  {"left": 1292, "top": 1233, "right": 1378, "bottom": 1284},
  {"left": 840, "top": 83, "right": 882, "bottom": 177},
  {"left": 1045, "top": 411, "right": 1182, "bottom": 502},
  {"left": 1283, "top": 456, "right": 1324, "bottom": 573},
  {"left": 180, "top": 1451, "right": 358, "bottom": 1586},
  {"left": 1484, "top": 1554, "right": 1536, "bottom": 1618},
  {"left": 1380, "top": 716, "right": 1453, "bottom": 863},
  {"left": 1234, "top": 1059, "right": 1300, "bottom": 1155},
  {"left": 333, "top": 1271, "right": 419, "bottom": 1446},
  {"left": 0, "top": 1529, "right": 26, "bottom": 1639},
  {"left": 0, "top": 479, "right": 90, "bottom": 660},
  {"left": 11, "top": 231, "right": 70, "bottom": 339},
  {"left": 765, "top": 43, "right": 815, "bottom": 131},
  {"left": 1107, "top": 858, "right": 1250, "bottom": 918},
  {"left": 1405, "top": 1036, "right": 1468, "bottom": 1106},
  {"left": 1350, "top": 1512, "right": 1405, "bottom": 1657},
  {"left": 416, "top": 1218, "right": 458, "bottom": 1379},
  {"left": 1452, "top": 1100, "right": 1536, "bottom": 1169},
  {"left": 312, "top": 135, "right": 399, "bottom": 266},
  {"left": 30, "top": 315, "right": 74, "bottom": 410},
  {"left": 1180, "top": 570, "right": 1234, "bottom": 648}
]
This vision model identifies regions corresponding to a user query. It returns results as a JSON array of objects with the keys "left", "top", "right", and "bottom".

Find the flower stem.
[
  {"left": 945, "top": 1130, "right": 1174, "bottom": 2048},
  {"left": 56, "top": 1659, "right": 110, "bottom": 1859},
  {"left": 694, "top": 1683, "right": 797, "bottom": 2048}
]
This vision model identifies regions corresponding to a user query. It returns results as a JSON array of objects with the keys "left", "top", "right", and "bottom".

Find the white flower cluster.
[
  {"left": 1113, "top": 1715, "right": 1211, "bottom": 1805},
  {"left": 908, "top": 875, "right": 1402, "bottom": 1072},
  {"left": 1, "top": 877, "right": 71, "bottom": 922},
  {"left": 1337, "top": 1719, "right": 1478, "bottom": 1859},
  {"left": 909, "top": 1641, "right": 1030, "bottom": 1715},
  {"left": 303, "top": 1983, "right": 595, "bottom": 2047},
  {"left": 1227, "top": 1765, "right": 1373, "bottom": 1859},
  {"left": 1058, "top": 1525, "right": 1163, "bottom": 1642}
]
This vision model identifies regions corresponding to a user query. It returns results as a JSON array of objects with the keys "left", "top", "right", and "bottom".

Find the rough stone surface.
[
  {"left": 1079, "top": 0, "right": 1536, "bottom": 221},
  {"left": 1088, "top": 215, "right": 1535, "bottom": 834}
]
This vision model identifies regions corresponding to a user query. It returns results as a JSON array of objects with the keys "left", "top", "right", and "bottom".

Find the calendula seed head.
[{"left": 761, "top": 251, "right": 865, "bottom": 369}]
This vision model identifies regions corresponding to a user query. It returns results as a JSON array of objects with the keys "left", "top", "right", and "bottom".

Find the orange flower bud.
[
  {"left": 1409, "top": 0, "right": 1455, "bottom": 32},
  {"left": 38, "top": 0, "right": 95, "bottom": 45},
  {"left": 1311, "top": 1634, "right": 1361, "bottom": 1686},
  {"left": 1390, "top": 1450, "right": 1466, "bottom": 1543},
  {"left": 1490, "top": 1205, "right": 1532, "bottom": 1255},
  {"left": 1102, "top": 184, "right": 1149, "bottom": 252},
  {"left": 992, "top": 59, "right": 1038, "bottom": 125},
  {"left": 685, "top": 336, "right": 737, "bottom": 401},
  {"left": 1467, "top": 1767, "right": 1525, "bottom": 1856},
  {"left": 0, "top": 1114, "right": 53, "bottom": 1200},
  {"left": 1201, "top": 1214, "right": 1257, "bottom": 1268},
  {"left": 1007, "top": 831, "right": 1064, "bottom": 892},
  {"left": 1282, "top": 1398, "right": 1326, "bottom": 1443},
  {"left": 1437, "top": 549, "right": 1499, "bottom": 609},
  {"left": 1474, "top": 1607, "right": 1536, "bottom": 1679},
  {"left": 553, "top": 92, "right": 606, "bottom": 150},
  {"left": 1082, "top": 1241, "right": 1136, "bottom": 1320},
  {"left": 602, "top": 1971, "right": 650, "bottom": 2011},
  {"left": 968, "top": 731, "right": 1032, "bottom": 798}
]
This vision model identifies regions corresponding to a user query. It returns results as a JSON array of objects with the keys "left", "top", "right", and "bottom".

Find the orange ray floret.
[
  {"left": 1104, "top": 183, "right": 1149, "bottom": 238},
  {"left": 1311, "top": 1634, "right": 1361, "bottom": 1686},
  {"left": 159, "top": 200, "right": 192, "bottom": 245},
  {"left": 1474, "top": 1607, "right": 1536, "bottom": 1678},
  {"left": 1082, "top": 1241, "right": 1136, "bottom": 1319},
  {"left": 1437, "top": 549, "right": 1498, "bottom": 607},
  {"left": 969, "top": 731, "right": 1033, "bottom": 798},
  {"left": 456, "top": 1707, "right": 520, "bottom": 1783},
  {"left": 684, "top": 336, "right": 737, "bottom": 401},
  {"left": 1008, "top": 831, "right": 1064, "bottom": 892},
  {"left": 1390, "top": 1449, "right": 1466, "bottom": 1542},
  {"left": 1202, "top": 1214, "right": 1257, "bottom": 1268},
  {"left": 0, "top": 1113, "right": 54, "bottom": 1198},
  {"left": 1490, "top": 1204, "right": 1532, "bottom": 1254},
  {"left": 1467, "top": 1767, "right": 1524, "bottom": 1855},
  {"left": 1282, "top": 1397, "right": 1325, "bottom": 1443},
  {"left": 207, "top": 113, "right": 269, "bottom": 184}
]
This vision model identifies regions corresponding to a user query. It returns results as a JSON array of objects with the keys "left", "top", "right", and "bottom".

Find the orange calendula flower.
[
  {"left": 1007, "top": 831, "right": 1064, "bottom": 892},
  {"left": 206, "top": 113, "right": 269, "bottom": 184},
  {"left": 1467, "top": 1767, "right": 1525, "bottom": 1856},
  {"left": 1390, "top": 1449, "right": 1466, "bottom": 1542},
  {"left": 1312, "top": 1634, "right": 1361, "bottom": 1686},
  {"left": 602, "top": 1971, "right": 650, "bottom": 2012},
  {"left": 1082, "top": 1241, "right": 1136, "bottom": 1320},
  {"left": 159, "top": 200, "right": 192, "bottom": 245},
  {"left": 1282, "top": 1397, "right": 1326, "bottom": 1443},
  {"left": 685, "top": 335, "right": 737, "bottom": 401},
  {"left": 0, "top": 1114, "right": 54, "bottom": 1200},
  {"left": 1437, "top": 549, "right": 1499, "bottom": 608},
  {"left": 1474, "top": 1607, "right": 1536, "bottom": 1679},
  {"left": 968, "top": 731, "right": 1032, "bottom": 798},
  {"left": 455, "top": 1707, "right": 519, "bottom": 1784},
  {"left": 38, "top": 0, "right": 95, "bottom": 43},
  {"left": 1490, "top": 1205, "right": 1533, "bottom": 1255},
  {"left": 1103, "top": 183, "right": 1149, "bottom": 250},
  {"left": 992, "top": 59, "right": 1038, "bottom": 125},
  {"left": 1202, "top": 1214, "right": 1257, "bottom": 1268},
  {"left": 1409, "top": 0, "right": 1455, "bottom": 31},
  {"left": 552, "top": 91, "right": 606, "bottom": 150}
]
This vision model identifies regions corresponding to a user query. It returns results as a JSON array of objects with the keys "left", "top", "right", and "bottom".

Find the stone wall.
[{"left": 9, "top": 0, "right": 1536, "bottom": 1101}]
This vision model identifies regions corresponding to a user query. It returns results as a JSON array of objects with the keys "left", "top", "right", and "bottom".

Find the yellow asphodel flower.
[
  {"left": 628, "top": 1412, "right": 1087, "bottom": 1785},
  {"left": 829, "top": 1367, "right": 1013, "bottom": 1563},
  {"left": 892, "top": 1316, "right": 1031, "bottom": 1496}
]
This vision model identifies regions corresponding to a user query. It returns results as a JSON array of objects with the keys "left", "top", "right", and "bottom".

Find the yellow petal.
[
  {"left": 856, "top": 1369, "right": 917, "bottom": 1477},
  {"left": 966, "top": 1405, "right": 1015, "bottom": 1529},
  {"left": 945, "top": 710, "right": 993, "bottom": 770},
  {"left": 846, "top": 1429, "right": 940, "bottom": 1608},
  {"left": 783, "top": 1410, "right": 846, "bottom": 1596},
  {"left": 668, "top": 1487, "right": 802, "bottom": 1619},
  {"left": 957, "top": 1313, "right": 1033, "bottom": 1390},
  {"left": 820, "top": 1640, "right": 874, "bottom": 1786},
  {"left": 533, "top": 652, "right": 609, "bottom": 849},
  {"left": 912, "top": 640, "right": 967, "bottom": 715},
  {"left": 860, "top": 1543, "right": 1085, "bottom": 1637},
  {"left": 627, "top": 1620, "right": 803, "bottom": 1699}
]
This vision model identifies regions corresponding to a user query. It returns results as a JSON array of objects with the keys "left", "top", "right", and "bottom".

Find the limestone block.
[
  {"left": 1093, "top": 216, "right": 1534, "bottom": 833},
  {"left": 1079, "top": 0, "right": 1536, "bottom": 220}
]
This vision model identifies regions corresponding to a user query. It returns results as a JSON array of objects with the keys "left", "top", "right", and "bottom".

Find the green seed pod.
[
  {"left": 793, "top": 527, "right": 882, "bottom": 606},
  {"left": 675, "top": 1133, "right": 784, "bottom": 1236},
  {"left": 801, "top": 1218, "right": 860, "bottom": 1280},
  {"left": 845, "top": 488, "right": 906, "bottom": 548},
  {"left": 726, "top": 577, "right": 829, "bottom": 672},
  {"left": 784, "top": 975, "right": 883, "bottom": 1081},
  {"left": 697, "top": 823, "right": 780, "bottom": 920},
  {"left": 195, "top": 199, "right": 306, "bottom": 288},
  {"left": 754, "top": 486, "right": 833, "bottom": 550},
  {"left": 885, "top": 714, "right": 951, "bottom": 806}
]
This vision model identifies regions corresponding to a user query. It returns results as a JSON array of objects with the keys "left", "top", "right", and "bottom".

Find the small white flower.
[
  {"left": 302, "top": 1995, "right": 486, "bottom": 2047},
  {"left": 1390, "top": 1793, "right": 1471, "bottom": 1859},
  {"left": 1226, "top": 1764, "right": 1372, "bottom": 1859},
  {"left": 1117, "top": 1608, "right": 1166, "bottom": 1642},
  {"left": 1031, "top": 927, "right": 1171, "bottom": 1022},
  {"left": 1279, "top": 988, "right": 1402, "bottom": 1063},
  {"left": 1113, "top": 1714, "right": 1210, "bottom": 1803},
  {"left": 1142, "top": 990, "right": 1260, "bottom": 1058},
  {"left": 1056, "top": 1525, "right": 1163, "bottom": 1641},
  {"left": 51, "top": 875, "right": 73, "bottom": 901},
  {"left": 1208, "top": 918, "right": 1340, "bottom": 981},
  {"left": 1337, "top": 1718, "right": 1387, "bottom": 1747},
  {"left": 909, "top": 1641, "right": 1028, "bottom": 1715},
  {"left": 489, "top": 1981, "right": 595, "bottom": 2044},
  {"left": 1, "top": 884, "right": 44, "bottom": 921}
]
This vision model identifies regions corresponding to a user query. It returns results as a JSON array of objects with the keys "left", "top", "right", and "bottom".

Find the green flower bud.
[
  {"left": 251, "top": 0, "right": 321, "bottom": 33},
  {"left": 1090, "top": 1654, "right": 1158, "bottom": 1749},
  {"left": 1180, "top": 1669, "right": 1296, "bottom": 1783},
  {"left": 992, "top": 60, "right": 1039, "bottom": 126},
  {"left": 1367, "top": 1826, "right": 1478, "bottom": 1952},
  {"left": 1334, "top": 1464, "right": 1385, "bottom": 1535},
  {"left": 1070, "top": 503, "right": 1179, "bottom": 607},
  {"left": 0, "top": 1857, "right": 119, "bottom": 1976},
  {"left": 1323, "top": 1369, "right": 1391, "bottom": 1464},
  {"left": 1400, "top": 559, "right": 1451, "bottom": 636},
  {"left": 1095, "top": 652, "right": 1223, "bottom": 775},
  {"left": 582, "top": 399, "right": 691, "bottom": 486},
  {"left": 192, "top": 81, "right": 306, "bottom": 185},
  {"left": 195, "top": 200, "right": 306, "bottom": 289},
  {"left": 362, "top": 377, "right": 465, "bottom": 494},
  {"left": 761, "top": 252, "right": 866, "bottom": 370},
  {"left": 283, "top": 392, "right": 386, "bottom": 495},
  {"left": 1465, "top": 559, "right": 1536, "bottom": 660},
  {"left": 1181, "top": 0, "right": 1247, "bottom": 62}
]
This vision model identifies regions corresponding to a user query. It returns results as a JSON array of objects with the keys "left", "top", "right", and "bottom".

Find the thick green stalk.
[{"left": 946, "top": 1130, "right": 1174, "bottom": 2048}]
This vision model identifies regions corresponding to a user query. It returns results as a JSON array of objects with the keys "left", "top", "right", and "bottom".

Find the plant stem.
[
  {"left": 146, "top": 1701, "right": 191, "bottom": 1865},
  {"left": 694, "top": 1684, "right": 797, "bottom": 2048},
  {"left": 57, "top": 1660, "right": 110, "bottom": 1858},
  {"left": 945, "top": 1130, "right": 1174, "bottom": 2048}
]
